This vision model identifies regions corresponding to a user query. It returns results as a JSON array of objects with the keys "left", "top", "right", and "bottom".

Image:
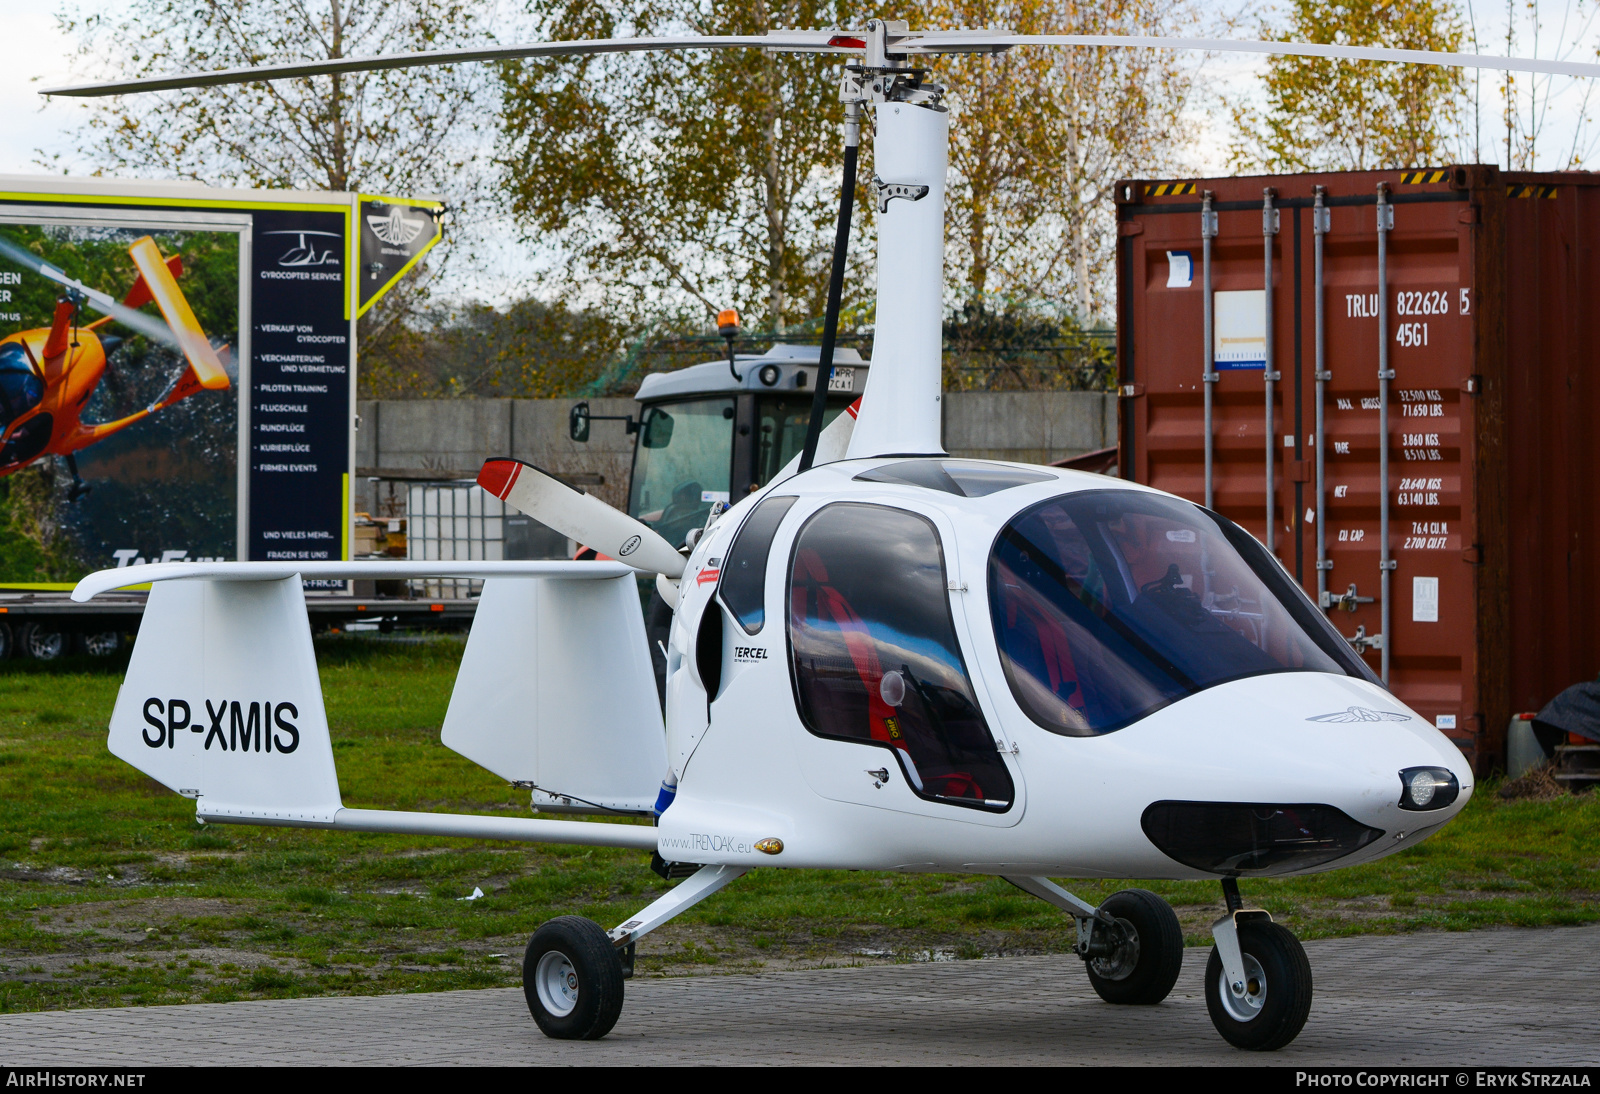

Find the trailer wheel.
[
  {"left": 0, "top": 621, "right": 12, "bottom": 660},
  {"left": 18, "top": 623, "right": 66, "bottom": 661},
  {"left": 522, "top": 916, "right": 625, "bottom": 1040},
  {"left": 77, "top": 631, "right": 122, "bottom": 657}
]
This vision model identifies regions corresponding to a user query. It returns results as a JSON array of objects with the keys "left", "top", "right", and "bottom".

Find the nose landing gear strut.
[{"left": 1205, "top": 877, "right": 1313, "bottom": 1050}]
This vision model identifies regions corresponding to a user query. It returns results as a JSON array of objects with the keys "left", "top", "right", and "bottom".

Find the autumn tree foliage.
[{"left": 1230, "top": 0, "right": 1469, "bottom": 172}]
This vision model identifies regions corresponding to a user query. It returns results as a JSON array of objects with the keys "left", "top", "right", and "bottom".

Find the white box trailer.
[{"left": 0, "top": 175, "right": 453, "bottom": 658}]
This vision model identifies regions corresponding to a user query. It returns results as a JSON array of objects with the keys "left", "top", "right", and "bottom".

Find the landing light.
[{"left": 1398, "top": 767, "right": 1458, "bottom": 811}]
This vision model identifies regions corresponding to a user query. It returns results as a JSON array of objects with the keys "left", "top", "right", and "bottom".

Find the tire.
[
  {"left": 0, "top": 621, "right": 12, "bottom": 661},
  {"left": 522, "top": 916, "right": 625, "bottom": 1040},
  {"left": 77, "top": 631, "right": 121, "bottom": 657},
  {"left": 17, "top": 623, "right": 66, "bottom": 661},
  {"left": 1204, "top": 920, "right": 1313, "bottom": 1051},
  {"left": 1084, "top": 888, "right": 1184, "bottom": 1005}
]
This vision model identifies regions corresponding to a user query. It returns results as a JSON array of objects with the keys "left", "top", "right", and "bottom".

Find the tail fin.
[
  {"left": 440, "top": 574, "right": 666, "bottom": 814},
  {"left": 107, "top": 576, "right": 343, "bottom": 823}
]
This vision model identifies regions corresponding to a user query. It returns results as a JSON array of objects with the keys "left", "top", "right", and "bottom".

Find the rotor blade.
[
  {"left": 478, "top": 458, "right": 687, "bottom": 579},
  {"left": 40, "top": 32, "right": 847, "bottom": 98},
  {"left": 0, "top": 234, "right": 186, "bottom": 351},
  {"left": 126, "top": 237, "right": 228, "bottom": 389},
  {"left": 896, "top": 33, "right": 1600, "bottom": 80}
]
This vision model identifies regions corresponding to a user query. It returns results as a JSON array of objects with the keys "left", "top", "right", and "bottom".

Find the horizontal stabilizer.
[
  {"left": 71, "top": 559, "right": 632, "bottom": 602},
  {"left": 441, "top": 575, "right": 667, "bottom": 814}
]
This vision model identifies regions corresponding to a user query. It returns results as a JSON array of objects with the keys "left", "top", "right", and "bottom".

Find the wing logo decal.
[
  {"left": 367, "top": 208, "right": 427, "bottom": 248},
  {"left": 1306, "top": 706, "right": 1412, "bottom": 723}
]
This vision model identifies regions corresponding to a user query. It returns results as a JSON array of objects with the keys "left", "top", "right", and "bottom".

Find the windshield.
[
  {"left": 755, "top": 395, "right": 850, "bottom": 487},
  {"left": 628, "top": 397, "right": 733, "bottom": 551},
  {"left": 0, "top": 342, "right": 42, "bottom": 430},
  {"left": 988, "top": 490, "right": 1373, "bottom": 736}
]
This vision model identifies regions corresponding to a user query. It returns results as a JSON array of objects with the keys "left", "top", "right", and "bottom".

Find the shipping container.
[{"left": 1114, "top": 165, "right": 1600, "bottom": 773}]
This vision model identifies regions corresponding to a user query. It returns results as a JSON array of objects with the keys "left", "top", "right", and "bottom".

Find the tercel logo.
[
  {"left": 733, "top": 646, "right": 767, "bottom": 664},
  {"left": 618, "top": 535, "right": 642, "bottom": 557},
  {"left": 141, "top": 698, "right": 300, "bottom": 753}
]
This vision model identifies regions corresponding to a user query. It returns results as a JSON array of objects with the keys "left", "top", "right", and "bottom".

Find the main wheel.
[
  {"left": 522, "top": 916, "right": 625, "bottom": 1040},
  {"left": 1084, "top": 888, "right": 1184, "bottom": 1005},
  {"left": 1204, "top": 920, "right": 1313, "bottom": 1050}
]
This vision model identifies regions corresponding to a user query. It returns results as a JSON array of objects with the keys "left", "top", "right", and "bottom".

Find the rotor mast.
[{"left": 843, "top": 20, "right": 949, "bottom": 460}]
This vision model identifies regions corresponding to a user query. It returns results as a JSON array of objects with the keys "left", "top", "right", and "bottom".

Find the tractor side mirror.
[
  {"left": 642, "top": 409, "right": 674, "bottom": 449},
  {"left": 568, "top": 402, "right": 591, "bottom": 443}
]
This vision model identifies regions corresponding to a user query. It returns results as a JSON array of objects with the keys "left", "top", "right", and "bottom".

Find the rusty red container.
[{"left": 1114, "top": 165, "right": 1599, "bottom": 772}]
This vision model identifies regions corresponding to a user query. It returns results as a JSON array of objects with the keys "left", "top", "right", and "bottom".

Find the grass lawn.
[{"left": 0, "top": 635, "right": 1594, "bottom": 1012}]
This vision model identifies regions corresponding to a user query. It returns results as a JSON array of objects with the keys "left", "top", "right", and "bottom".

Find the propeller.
[
  {"left": 39, "top": 29, "right": 1600, "bottom": 98},
  {"left": 0, "top": 234, "right": 196, "bottom": 356},
  {"left": 478, "top": 458, "right": 686, "bottom": 579}
]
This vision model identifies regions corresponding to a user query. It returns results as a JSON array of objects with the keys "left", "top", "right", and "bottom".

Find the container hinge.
[
  {"left": 1118, "top": 221, "right": 1145, "bottom": 237},
  {"left": 1462, "top": 375, "right": 1481, "bottom": 395},
  {"left": 1346, "top": 624, "right": 1384, "bottom": 651},
  {"left": 1380, "top": 559, "right": 1398, "bottom": 571},
  {"left": 1321, "top": 583, "right": 1373, "bottom": 612},
  {"left": 1119, "top": 383, "right": 1146, "bottom": 398},
  {"left": 1462, "top": 544, "right": 1483, "bottom": 564},
  {"left": 1379, "top": 369, "right": 1396, "bottom": 381}
]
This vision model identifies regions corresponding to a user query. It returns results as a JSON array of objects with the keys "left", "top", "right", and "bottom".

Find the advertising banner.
[{"left": 0, "top": 179, "right": 442, "bottom": 590}]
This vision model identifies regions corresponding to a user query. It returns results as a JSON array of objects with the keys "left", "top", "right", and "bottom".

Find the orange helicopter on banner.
[{"left": 0, "top": 234, "right": 230, "bottom": 499}]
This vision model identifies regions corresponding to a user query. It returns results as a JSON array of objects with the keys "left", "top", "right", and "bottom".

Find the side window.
[
  {"left": 787, "top": 503, "right": 1014, "bottom": 811},
  {"left": 718, "top": 495, "right": 797, "bottom": 635}
]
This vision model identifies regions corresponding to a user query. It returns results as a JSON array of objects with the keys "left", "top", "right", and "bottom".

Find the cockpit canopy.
[
  {"left": 988, "top": 489, "right": 1375, "bottom": 736},
  {"left": 0, "top": 342, "right": 43, "bottom": 431}
]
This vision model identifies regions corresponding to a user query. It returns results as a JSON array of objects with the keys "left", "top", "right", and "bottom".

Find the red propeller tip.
[{"left": 477, "top": 458, "right": 522, "bottom": 500}]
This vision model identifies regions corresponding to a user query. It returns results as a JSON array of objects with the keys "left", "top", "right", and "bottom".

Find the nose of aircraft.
[{"left": 1122, "top": 671, "right": 1473, "bottom": 873}]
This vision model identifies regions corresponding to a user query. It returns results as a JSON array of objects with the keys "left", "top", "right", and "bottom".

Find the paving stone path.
[{"left": 0, "top": 924, "right": 1594, "bottom": 1065}]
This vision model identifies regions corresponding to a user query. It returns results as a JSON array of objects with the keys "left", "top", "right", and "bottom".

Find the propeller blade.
[
  {"left": 478, "top": 458, "right": 686, "bottom": 579},
  {"left": 0, "top": 234, "right": 188, "bottom": 352},
  {"left": 898, "top": 33, "right": 1600, "bottom": 80},
  {"left": 126, "top": 237, "right": 228, "bottom": 390},
  {"left": 40, "top": 32, "right": 845, "bottom": 98}
]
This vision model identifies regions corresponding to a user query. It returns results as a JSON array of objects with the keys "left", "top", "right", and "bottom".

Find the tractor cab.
[{"left": 573, "top": 343, "right": 869, "bottom": 551}]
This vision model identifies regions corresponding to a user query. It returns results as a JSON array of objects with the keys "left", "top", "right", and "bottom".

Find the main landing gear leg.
[
  {"left": 522, "top": 865, "right": 746, "bottom": 1040},
  {"left": 1003, "top": 876, "right": 1183, "bottom": 1005},
  {"left": 1204, "top": 877, "right": 1313, "bottom": 1050}
]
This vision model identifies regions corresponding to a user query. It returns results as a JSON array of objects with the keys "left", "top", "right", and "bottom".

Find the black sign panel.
[
  {"left": 358, "top": 199, "right": 442, "bottom": 314},
  {"left": 249, "top": 211, "right": 350, "bottom": 564}
]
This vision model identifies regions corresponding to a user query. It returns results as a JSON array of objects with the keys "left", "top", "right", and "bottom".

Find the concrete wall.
[{"left": 354, "top": 391, "right": 1115, "bottom": 516}]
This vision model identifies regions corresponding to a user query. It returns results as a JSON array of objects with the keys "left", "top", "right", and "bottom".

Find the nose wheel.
[{"left": 1204, "top": 880, "right": 1313, "bottom": 1050}]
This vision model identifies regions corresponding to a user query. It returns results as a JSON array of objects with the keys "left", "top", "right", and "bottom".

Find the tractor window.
[
  {"left": 787, "top": 502, "right": 1014, "bottom": 811},
  {"left": 628, "top": 398, "right": 734, "bottom": 551},
  {"left": 0, "top": 342, "right": 43, "bottom": 430},
  {"left": 754, "top": 395, "right": 851, "bottom": 487},
  {"left": 988, "top": 490, "right": 1375, "bottom": 737}
]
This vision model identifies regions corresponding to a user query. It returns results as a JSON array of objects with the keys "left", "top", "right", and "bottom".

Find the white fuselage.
[{"left": 657, "top": 459, "right": 1473, "bottom": 878}]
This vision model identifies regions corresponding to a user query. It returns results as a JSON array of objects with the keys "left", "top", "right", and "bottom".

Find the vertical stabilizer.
[
  {"left": 106, "top": 577, "right": 343, "bottom": 823},
  {"left": 846, "top": 101, "right": 948, "bottom": 459}
]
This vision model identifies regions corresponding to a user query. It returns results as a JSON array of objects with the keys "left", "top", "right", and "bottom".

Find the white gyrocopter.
[{"left": 51, "top": 23, "right": 1586, "bottom": 1050}]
